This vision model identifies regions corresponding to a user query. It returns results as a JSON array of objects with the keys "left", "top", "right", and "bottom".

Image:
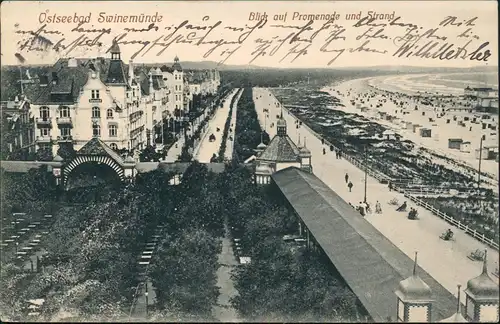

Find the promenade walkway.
[{"left": 252, "top": 87, "right": 499, "bottom": 305}]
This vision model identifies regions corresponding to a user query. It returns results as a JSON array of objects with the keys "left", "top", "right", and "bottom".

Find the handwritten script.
[{"left": 13, "top": 14, "right": 493, "bottom": 65}]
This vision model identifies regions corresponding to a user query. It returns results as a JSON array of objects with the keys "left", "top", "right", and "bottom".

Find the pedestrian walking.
[
  {"left": 388, "top": 182, "right": 393, "bottom": 191},
  {"left": 358, "top": 202, "right": 366, "bottom": 216},
  {"left": 348, "top": 181, "right": 353, "bottom": 192},
  {"left": 345, "top": 173, "right": 349, "bottom": 183},
  {"left": 375, "top": 201, "right": 382, "bottom": 214},
  {"left": 323, "top": 147, "right": 326, "bottom": 155}
]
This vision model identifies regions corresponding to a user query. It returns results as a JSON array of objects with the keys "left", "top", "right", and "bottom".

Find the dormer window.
[
  {"left": 91, "top": 90, "right": 100, "bottom": 99},
  {"left": 107, "top": 109, "right": 113, "bottom": 119}
]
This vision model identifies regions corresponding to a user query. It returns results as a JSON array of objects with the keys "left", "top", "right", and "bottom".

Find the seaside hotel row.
[{"left": 1, "top": 41, "right": 221, "bottom": 157}]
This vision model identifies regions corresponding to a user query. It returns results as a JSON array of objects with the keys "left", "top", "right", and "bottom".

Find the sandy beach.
[{"left": 323, "top": 74, "right": 499, "bottom": 189}]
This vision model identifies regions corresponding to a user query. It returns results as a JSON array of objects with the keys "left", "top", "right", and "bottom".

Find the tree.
[
  {"left": 139, "top": 145, "right": 157, "bottom": 162},
  {"left": 56, "top": 143, "right": 76, "bottom": 160},
  {"left": 150, "top": 229, "right": 222, "bottom": 316},
  {"left": 36, "top": 146, "right": 53, "bottom": 161}
]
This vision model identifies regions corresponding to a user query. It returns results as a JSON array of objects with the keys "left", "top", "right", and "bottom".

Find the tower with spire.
[
  {"left": 395, "top": 252, "right": 434, "bottom": 322},
  {"left": 254, "top": 110, "right": 313, "bottom": 185},
  {"left": 464, "top": 250, "right": 499, "bottom": 322}
]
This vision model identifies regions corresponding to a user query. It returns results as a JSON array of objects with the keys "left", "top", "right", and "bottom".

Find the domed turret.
[
  {"left": 440, "top": 285, "right": 467, "bottom": 323},
  {"left": 299, "top": 145, "right": 312, "bottom": 158},
  {"left": 465, "top": 250, "right": 498, "bottom": 300},
  {"left": 256, "top": 142, "right": 267, "bottom": 150},
  {"left": 398, "top": 274, "right": 433, "bottom": 302},
  {"left": 395, "top": 252, "right": 433, "bottom": 322}
]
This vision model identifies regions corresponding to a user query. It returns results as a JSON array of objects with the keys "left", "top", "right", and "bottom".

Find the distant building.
[
  {"left": 459, "top": 141, "right": 471, "bottom": 153},
  {"left": 1, "top": 96, "right": 36, "bottom": 155},
  {"left": 254, "top": 113, "right": 312, "bottom": 184},
  {"left": 448, "top": 138, "right": 463, "bottom": 150}
]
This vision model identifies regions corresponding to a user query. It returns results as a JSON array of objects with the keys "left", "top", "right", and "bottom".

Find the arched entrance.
[
  {"left": 61, "top": 137, "right": 128, "bottom": 190},
  {"left": 65, "top": 160, "right": 123, "bottom": 191}
]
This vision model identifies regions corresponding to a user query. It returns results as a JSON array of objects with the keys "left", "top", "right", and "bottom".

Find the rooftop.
[
  {"left": 271, "top": 167, "right": 458, "bottom": 322},
  {"left": 257, "top": 135, "right": 300, "bottom": 162}
]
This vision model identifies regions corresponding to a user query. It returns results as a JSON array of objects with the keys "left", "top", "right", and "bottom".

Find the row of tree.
[
  {"left": 179, "top": 87, "right": 235, "bottom": 162},
  {"left": 233, "top": 87, "right": 270, "bottom": 162},
  {"left": 0, "top": 162, "right": 233, "bottom": 321},
  {"left": 221, "top": 170, "right": 365, "bottom": 321},
  {"left": 217, "top": 88, "right": 243, "bottom": 162}
]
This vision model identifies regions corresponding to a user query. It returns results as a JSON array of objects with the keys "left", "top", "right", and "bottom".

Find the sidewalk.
[
  {"left": 224, "top": 89, "right": 243, "bottom": 161},
  {"left": 253, "top": 87, "right": 499, "bottom": 304}
]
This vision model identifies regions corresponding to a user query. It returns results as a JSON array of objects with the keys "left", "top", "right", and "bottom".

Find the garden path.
[
  {"left": 253, "top": 87, "right": 499, "bottom": 305},
  {"left": 212, "top": 223, "right": 240, "bottom": 322}
]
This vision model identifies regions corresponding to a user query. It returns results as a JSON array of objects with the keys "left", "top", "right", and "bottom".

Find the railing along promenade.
[{"left": 278, "top": 103, "right": 499, "bottom": 251}]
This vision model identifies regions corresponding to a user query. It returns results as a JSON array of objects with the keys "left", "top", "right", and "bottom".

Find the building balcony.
[
  {"left": 56, "top": 116, "right": 72, "bottom": 126},
  {"left": 57, "top": 135, "right": 73, "bottom": 142},
  {"left": 91, "top": 117, "right": 101, "bottom": 124},
  {"left": 36, "top": 117, "right": 52, "bottom": 127},
  {"left": 36, "top": 135, "right": 52, "bottom": 143},
  {"left": 89, "top": 98, "right": 102, "bottom": 103}
]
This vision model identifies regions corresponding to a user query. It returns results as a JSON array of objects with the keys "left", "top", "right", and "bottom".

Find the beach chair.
[
  {"left": 388, "top": 198, "right": 399, "bottom": 206},
  {"left": 468, "top": 249, "right": 485, "bottom": 262}
]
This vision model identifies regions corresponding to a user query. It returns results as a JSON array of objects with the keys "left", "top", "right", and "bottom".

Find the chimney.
[{"left": 129, "top": 60, "right": 134, "bottom": 84}]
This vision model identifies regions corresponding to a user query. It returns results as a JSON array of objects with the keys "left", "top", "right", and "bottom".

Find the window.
[
  {"left": 92, "top": 124, "right": 100, "bottom": 137},
  {"left": 40, "top": 128, "right": 50, "bottom": 136},
  {"left": 92, "top": 107, "right": 100, "bottom": 118},
  {"left": 40, "top": 106, "right": 50, "bottom": 119},
  {"left": 110, "top": 143, "right": 118, "bottom": 150},
  {"left": 132, "top": 89, "right": 136, "bottom": 97},
  {"left": 91, "top": 90, "right": 100, "bottom": 99},
  {"left": 60, "top": 106, "right": 70, "bottom": 118},
  {"left": 109, "top": 124, "right": 118, "bottom": 137},
  {"left": 107, "top": 109, "right": 113, "bottom": 119},
  {"left": 60, "top": 127, "right": 71, "bottom": 136}
]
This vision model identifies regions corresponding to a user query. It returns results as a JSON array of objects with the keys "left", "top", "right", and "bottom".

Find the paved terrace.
[{"left": 252, "top": 87, "right": 499, "bottom": 306}]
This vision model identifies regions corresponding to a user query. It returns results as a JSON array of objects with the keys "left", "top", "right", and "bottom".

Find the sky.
[{"left": 1, "top": 0, "right": 498, "bottom": 68}]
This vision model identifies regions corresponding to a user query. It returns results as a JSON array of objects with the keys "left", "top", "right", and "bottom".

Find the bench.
[{"left": 468, "top": 249, "right": 485, "bottom": 262}]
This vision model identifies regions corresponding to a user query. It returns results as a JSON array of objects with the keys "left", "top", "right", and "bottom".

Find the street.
[{"left": 195, "top": 89, "right": 239, "bottom": 163}]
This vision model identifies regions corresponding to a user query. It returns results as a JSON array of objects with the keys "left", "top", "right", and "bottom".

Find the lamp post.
[
  {"left": 477, "top": 136, "right": 483, "bottom": 189},
  {"left": 144, "top": 289, "right": 149, "bottom": 318},
  {"left": 363, "top": 145, "right": 368, "bottom": 203}
]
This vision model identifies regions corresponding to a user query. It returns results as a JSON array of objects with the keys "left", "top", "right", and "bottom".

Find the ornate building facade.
[
  {"left": 254, "top": 113, "right": 312, "bottom": 184},
  {"left": 27, "top": 41, "right": 144, "bottom": 156}
]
